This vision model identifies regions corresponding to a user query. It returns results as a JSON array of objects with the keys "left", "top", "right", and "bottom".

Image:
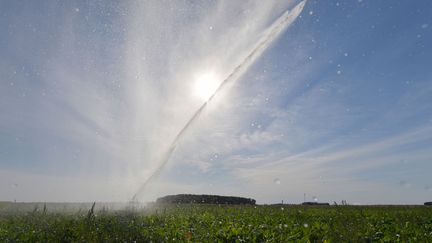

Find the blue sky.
[{"left": 1, "top": 0, "right": 431, "bottom": 204}]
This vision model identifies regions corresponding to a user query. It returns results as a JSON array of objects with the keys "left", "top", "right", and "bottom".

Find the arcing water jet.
[{"left": 131, "top": 1, "right": 306, "bottom": 201}]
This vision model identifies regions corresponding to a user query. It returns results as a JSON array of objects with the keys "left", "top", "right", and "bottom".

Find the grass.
[{"left": 1, "top": 204, "right": 432, "bottom": 242}]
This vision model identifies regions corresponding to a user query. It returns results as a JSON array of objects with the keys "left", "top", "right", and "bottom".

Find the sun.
[{"left": 193, "top": 71, "right": 221, "bottom": 101}]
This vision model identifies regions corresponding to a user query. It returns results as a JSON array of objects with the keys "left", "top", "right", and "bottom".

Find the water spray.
[{"left": 131, "top": 0, "right": 306, "bottom": 201}]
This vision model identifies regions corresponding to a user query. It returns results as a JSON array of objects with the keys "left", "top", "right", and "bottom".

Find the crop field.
[{"left": 1, "top": 204, "right": 432, "bottom": 242}]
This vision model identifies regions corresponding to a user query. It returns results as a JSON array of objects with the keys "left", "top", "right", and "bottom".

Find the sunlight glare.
[{"left": 193, "top": 71, "right": 221, "bottom": 101}]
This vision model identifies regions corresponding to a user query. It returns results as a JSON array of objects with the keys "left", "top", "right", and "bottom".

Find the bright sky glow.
[{"left": 193, "top": 71, "right": 221, "bottom": 101}]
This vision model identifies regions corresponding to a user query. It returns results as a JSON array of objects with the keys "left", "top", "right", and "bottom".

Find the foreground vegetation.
[{"left": 1, "top": 204, "right": 432, "bottom": 242}]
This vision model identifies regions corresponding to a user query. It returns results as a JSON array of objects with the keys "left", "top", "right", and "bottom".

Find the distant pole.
[{"left": 303, "top": 193, "right": 306, "bottom": 203}]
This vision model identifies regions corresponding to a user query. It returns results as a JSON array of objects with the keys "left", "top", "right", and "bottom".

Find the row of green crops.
[{"left": 1, "top": 204, "right": 432, "bottom": 242}]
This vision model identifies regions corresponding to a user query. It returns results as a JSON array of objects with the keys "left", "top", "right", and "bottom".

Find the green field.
[{"left": 1, "top": 204, "right": 432, "bottom": 242}]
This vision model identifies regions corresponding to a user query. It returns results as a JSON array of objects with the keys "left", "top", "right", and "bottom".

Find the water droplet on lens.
[{"left": 274, "top": 178, "right": 281, "bottom": 185}]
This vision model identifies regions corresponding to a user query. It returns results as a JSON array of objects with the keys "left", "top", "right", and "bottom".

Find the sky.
[{"left": 1, "top": 0, "right": 431, "bottom": 204}]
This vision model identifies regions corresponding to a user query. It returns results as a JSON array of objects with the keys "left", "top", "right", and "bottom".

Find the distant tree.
[
  {"left": 156, "top": 194, "right": 256, "bottom": 205},
  {"left": 301, "top": 202, "right": 330, "bottom": 206}
]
